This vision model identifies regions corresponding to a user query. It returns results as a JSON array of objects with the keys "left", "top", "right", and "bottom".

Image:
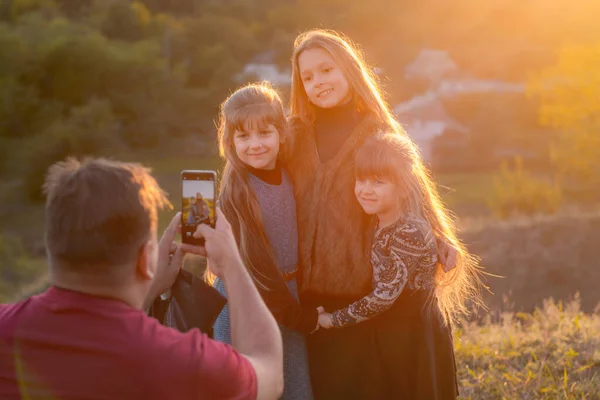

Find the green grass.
[{"left": 435, "top": 171, "right": 497, "bottom": 216}]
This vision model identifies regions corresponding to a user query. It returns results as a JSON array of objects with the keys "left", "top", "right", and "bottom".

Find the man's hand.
[
  {"left": 180, "top": 208, "right": 242, "bottom": 279},
  {"left": 145, "top": 212, "right": 184, "bottom": 309}
]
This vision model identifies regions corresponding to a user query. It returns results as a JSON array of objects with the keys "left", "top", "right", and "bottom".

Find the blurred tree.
[
  {"left": 101, "top": 1, "right": 151, "bottom": 41},
  {"left": 527, "top": 43, "right": 600, "bottom": 190},
  {"left": 8, "top": 0, "right": 58, "bottom": 20},
  {"left": 38, "top": 34, "right": 110, "bottom": 106},
  {"left": 0, "top": 233, "right": 44, "bottom": 302},
  {"left": 21, "top": 98, "right": 124, "bottom": 200},
  {"left": 0, "top": 79, "right": 63, "bottom": 139},
  {"left": 186, "top": 44, "right": 236, "bottom": 87},
  {"left": 488, "top": 157, "right": 562, "bottom": 219},
  {"left": 184, "top": 15, "right": 257, "bottom": 62},
  {"left": 54, "top": 0, "right": 92, "bottom": 19}
]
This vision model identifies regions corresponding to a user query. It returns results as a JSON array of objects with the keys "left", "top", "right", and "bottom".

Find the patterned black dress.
[{"left": 318, "top": 214, "right": 459, "bottom": 399}]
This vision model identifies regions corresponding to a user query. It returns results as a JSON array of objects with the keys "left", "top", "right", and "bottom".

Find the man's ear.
[{"left": 136, "top": 241, "right": 155, "bottom": 281}]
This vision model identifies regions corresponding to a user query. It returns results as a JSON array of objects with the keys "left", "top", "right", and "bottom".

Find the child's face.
[
  {"left": 233, "top": 123, "right": 280, "bottom": 170},
  {"left": 354, "top": 177, "right": 399, "bottom": 216},
  {"left": 298, "top": 47, "right": 352, "bottom": 109}
]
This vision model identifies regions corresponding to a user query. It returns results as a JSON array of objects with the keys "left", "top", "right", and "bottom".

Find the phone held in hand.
[{"left": 181, "top": 170, "right": 217, "bottom": 246}]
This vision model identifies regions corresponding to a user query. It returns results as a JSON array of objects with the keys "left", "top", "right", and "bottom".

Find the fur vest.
[{"left": 286, "top": 114, "right": 384, "bottom": 298}]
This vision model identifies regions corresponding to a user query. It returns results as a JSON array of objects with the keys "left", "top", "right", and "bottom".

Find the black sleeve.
[{"left": 259, "top": 277, "right": 319, "bottom": 334}]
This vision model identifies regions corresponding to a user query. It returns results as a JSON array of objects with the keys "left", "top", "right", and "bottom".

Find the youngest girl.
[
  {"left": 317, "top": 131, "right": 482, "bottom": 399},
  {"left": 209, "top": 82, "right": 316, "bottom": 400}
]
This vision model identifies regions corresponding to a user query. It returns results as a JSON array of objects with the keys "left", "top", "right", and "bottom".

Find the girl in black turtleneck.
[{"left": 285, "top": 29, "right": 463, "bottom": 400}]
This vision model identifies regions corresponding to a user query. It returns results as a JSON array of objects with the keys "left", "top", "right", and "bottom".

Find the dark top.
[
  {"left": 314, "top": 100, "right": 365, "bottom": 163},
  {"left": 247, "top": 162, "right": 283, "bottom": 185}
]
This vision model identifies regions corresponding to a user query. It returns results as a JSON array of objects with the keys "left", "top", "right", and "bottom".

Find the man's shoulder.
[{"left": 0, "top": 298, "right": 33, "bottom": 326}]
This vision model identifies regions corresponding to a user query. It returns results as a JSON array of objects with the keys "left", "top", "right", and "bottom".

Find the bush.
[
  {"left": 0, "top": 234, "right": 45, "bottom": 303},
  {"left": 101, "top": 1, "right": 151, "bottom": 41},
  {"left": 488, "top": 157, "right": 562, "bottom": 219},
  {"left": 20, "top": 98, "right": 124, "bottom": 201}
]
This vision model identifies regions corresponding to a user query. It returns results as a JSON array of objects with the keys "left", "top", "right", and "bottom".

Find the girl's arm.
[{"left": 327, "top": 222, "right": 436, "bottom": 329}]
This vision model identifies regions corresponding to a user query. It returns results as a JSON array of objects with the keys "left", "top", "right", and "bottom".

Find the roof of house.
[
  {"left": 395, "top": 96, "right": 468, "bottom": 134},
  {"left": 405, "top": 49, "right": 458, "bottom": 82}
]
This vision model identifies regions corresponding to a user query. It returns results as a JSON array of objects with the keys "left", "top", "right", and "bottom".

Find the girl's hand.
[
  {"left": 318, "top": 312, "right": 334, "bottom": 329},
  {"left": 437, "top": 240, "right": 458, "bottom": 272}
]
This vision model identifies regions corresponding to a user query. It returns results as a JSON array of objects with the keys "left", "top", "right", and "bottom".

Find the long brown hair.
[
  {"left": 290, "top": 29, "right": 401, "bottom": 132},
  {"left": 209, "top": 81, "right": 292, "bottom": 289},
  {"left": 355, "top": 132, "right": 485, "bottom": 326}
]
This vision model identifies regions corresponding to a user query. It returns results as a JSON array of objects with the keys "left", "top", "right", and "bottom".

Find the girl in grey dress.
[{"left": 208, "top": 82, "right": 317, "bottom": 400}]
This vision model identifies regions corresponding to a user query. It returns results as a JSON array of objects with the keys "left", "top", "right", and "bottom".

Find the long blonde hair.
[
  {"left": 290, "top": 29, "right": 401, "bottom": 132},
  {"left": 355, "top": 131, "right": 485, "bottom": 326},
  {"left": 209, "top": 82, "right": 293, "bottom": 289}
]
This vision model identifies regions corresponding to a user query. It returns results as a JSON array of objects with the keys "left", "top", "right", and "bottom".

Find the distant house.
[
  {"left": 404, "top": 49, "right": 459, "bottom": 84},
  {"left": 239, "top": 50, "right": 291, "bottom": 86},
  {"left": 395, "top": 97, "right": 468, "bottom": 162},
  {"left": 437, "top": 79, "right": 525, "bottom": 96},
  {"left": 396, "top": 49, "right": 526, "bottom": 165}
]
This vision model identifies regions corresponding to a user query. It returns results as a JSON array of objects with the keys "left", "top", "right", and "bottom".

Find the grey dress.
[{"left": 213, "top": 169, "right": 314, "bottom": 400}]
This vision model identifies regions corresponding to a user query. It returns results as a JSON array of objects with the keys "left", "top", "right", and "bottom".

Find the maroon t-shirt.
[{"left": 0, "top": 287, "right": 257, "bottom": 399}]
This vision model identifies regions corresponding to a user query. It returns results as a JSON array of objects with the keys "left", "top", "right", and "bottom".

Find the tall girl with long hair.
[
  {"left": 284, "top": 29, "right": 474, "bottom": 398},
  {"left": 210, "top": 82, "right": 316, "bottom": 400}
]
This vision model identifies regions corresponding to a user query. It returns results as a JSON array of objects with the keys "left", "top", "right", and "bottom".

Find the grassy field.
[
  {"left": 436, "top": 171, "right": 497, "bottom": 217},
  {"left": 455, "top": 298, "right": 600, "bottom": 399}
]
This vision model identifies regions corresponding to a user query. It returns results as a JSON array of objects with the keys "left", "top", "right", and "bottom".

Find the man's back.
[{"left": 0, "top": 287, "right": 256, "bottom": 400}]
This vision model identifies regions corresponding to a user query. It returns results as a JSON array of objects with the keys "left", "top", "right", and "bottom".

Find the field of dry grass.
[{"left": 456, "top": 297, "right": 600, "bottom": 399}]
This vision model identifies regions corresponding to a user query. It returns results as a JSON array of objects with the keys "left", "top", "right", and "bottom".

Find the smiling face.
[
  {"left": 298, "top": 47, "right": 352, "bottom": 109},
  {"left": 233, "top": 122, "right": 280, "bottom": 170},
  {"left": 354, "top": 176, "right": 399, "bottom": 217}
]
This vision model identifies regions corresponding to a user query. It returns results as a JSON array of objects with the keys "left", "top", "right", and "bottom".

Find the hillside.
[{"left": 461, "top": 209, "right": 600, "bottom": 314}]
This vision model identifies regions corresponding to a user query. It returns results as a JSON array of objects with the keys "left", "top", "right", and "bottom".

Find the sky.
[{"left": 182, "top": 179, "right": 214, "bottom": 200}]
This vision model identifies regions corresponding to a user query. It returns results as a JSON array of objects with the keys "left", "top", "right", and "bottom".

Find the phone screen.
[{"left": 181, "top": 170, "right": 216, "bottom": 245}]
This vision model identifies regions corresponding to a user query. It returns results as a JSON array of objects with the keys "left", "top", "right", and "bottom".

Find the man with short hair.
[{"left": 0, "top": 157, "right": 283, "bottom": 400}]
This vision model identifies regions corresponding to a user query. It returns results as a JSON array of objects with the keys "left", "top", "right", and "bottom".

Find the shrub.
[
  {"left": 20, "top": 98, "right": 124, "bottom": 201},
  {"left": 488, "top": 157, "right": 562, "bottom": 219},
  {"left": 0, "top": 234, "right": 45, "bottom": 303}
]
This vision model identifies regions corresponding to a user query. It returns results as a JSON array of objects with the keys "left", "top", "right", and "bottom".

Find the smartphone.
[{"left": 181, "top": 170, "right": 217, "bottom": 246}]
